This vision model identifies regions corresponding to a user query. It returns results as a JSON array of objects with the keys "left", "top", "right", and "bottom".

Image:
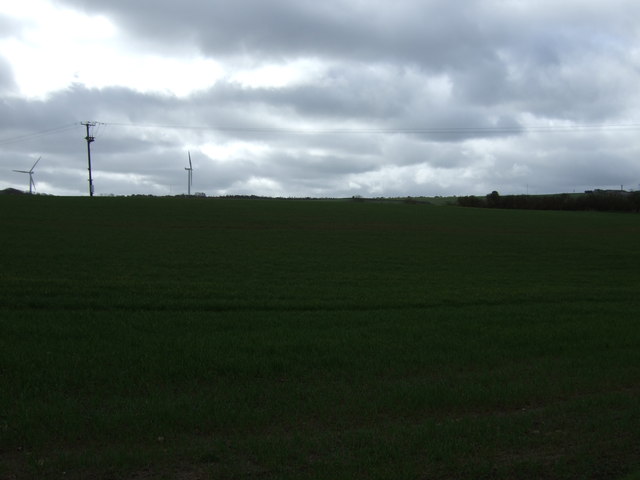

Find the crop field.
[{"left": 1, "top": 196, "right": 639, "bottom": 479}]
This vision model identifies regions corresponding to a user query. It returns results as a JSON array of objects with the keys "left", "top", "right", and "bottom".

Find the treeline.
[{"left": 457, "top": 191, "right": 640, "bottom": 212}]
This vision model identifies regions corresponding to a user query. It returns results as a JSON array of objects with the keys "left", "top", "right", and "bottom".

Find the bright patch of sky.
[
  {"left": 229, "top": 59, "right": 325, "bottom": 89},
  {"left": 0, "top": 0, "right": 323, "bottom": 98},
  {"left": 200, "top": 141, "right": 272, "bottom": 162}
]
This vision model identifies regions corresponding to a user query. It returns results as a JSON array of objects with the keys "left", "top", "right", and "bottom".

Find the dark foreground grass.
[{"left": 1, "top": 196, "right": 639, "bottom": 479}]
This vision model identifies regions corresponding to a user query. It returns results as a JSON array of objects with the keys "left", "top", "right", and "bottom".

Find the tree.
[{"left": 486, "top": 190, "right": 501, "bottom": 208}]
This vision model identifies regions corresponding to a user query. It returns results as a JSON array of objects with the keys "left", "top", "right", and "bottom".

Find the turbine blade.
[
  {"left": 30, "top": 156, "right": 41, "bottom": 172},
  {"left": 14, "top": 170, "right": 29, "bottom": 173},
  {"left": 188, "top": 151, "right": 192, "bottom": 169}
]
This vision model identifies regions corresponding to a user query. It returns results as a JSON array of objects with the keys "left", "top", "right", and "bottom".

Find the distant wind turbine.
[
  {"left": 13, "top": 156, "right": 41, "bottom": 194},
  {"left": 185, "top": 151, "right": 193, "bottom": 196}
]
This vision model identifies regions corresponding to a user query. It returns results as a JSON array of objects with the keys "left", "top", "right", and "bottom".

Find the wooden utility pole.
[{"left": 82, "top": 121, "right": 96, "bottom": 196}]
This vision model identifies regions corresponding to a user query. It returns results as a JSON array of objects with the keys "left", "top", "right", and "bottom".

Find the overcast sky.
[{"left": 1, "top": 0, "right": 640, "bottom": 197}]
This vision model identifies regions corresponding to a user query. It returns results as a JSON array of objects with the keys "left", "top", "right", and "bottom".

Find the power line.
[
  {"left": 98, "top": 121, "right": 640, "bottom": 136},
  {"left": 0, "top": 123, "right": 79, "bottom": 146}
]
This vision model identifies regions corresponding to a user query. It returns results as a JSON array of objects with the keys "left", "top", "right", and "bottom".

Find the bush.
[
  {"left": 457, "top": 195, "right": 486, "bottom": 208},
  {"left": 457, "top": 191, "right": 640, "bottom": 213}
]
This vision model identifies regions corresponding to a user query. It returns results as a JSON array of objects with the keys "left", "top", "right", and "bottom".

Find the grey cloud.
[
  {"left": 54, "top": 0, "right": 640, "bottom": 122},
  {"left": 53, "top": 1, "right": 636, "bottom": 65},
  {"left": 0, "top": 56, "right": 17, "bottom": 95},
  {"left": 55, "top": 0, "right": 506, "bottom": 70},
  {"left": 234, "top": 65, "right": 410, "bottom": 121}
]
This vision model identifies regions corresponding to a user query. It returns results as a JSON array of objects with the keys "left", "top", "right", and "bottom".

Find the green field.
[{"left": 1, "top": 196, "right": 639, "bottom": 479}]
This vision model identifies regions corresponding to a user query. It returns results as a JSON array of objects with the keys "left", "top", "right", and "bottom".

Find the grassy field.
[{"left": 1, "top": 196, "right": 639, "bottom": 479}]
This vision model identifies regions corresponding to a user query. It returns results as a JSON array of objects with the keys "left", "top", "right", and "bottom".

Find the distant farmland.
[{"left": 1, "top": 196, "right": 639, "bottom": 479}]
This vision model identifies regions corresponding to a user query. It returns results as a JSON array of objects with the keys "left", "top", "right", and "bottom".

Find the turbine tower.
[
  {"left": 185, "top": 151, "right": 193, "bottom": 196},
  {"left": 13, "top": 156, "right": 41, "bottom": 194}
]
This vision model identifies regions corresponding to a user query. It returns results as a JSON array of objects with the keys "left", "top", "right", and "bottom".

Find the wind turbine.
[
  {"left": 13, "top": 156, "right": 41, "bottom": 194},
  {"left": 185, "top": 151, "right": 193, "bottom": 196}
]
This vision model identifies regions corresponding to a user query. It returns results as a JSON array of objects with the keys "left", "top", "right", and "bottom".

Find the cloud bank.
[{"left": 1, "top": 0, "right": 640, "bottom": 196}]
